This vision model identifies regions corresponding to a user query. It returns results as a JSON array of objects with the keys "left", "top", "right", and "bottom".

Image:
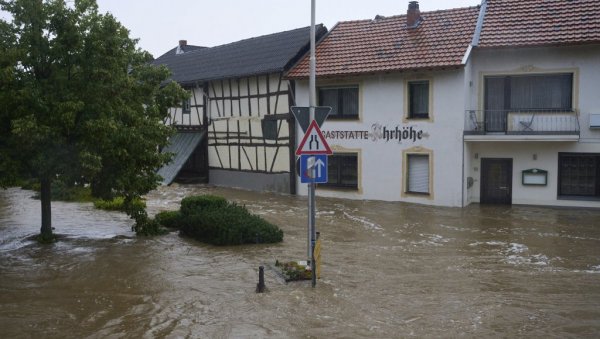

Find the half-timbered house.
[{"left": 153, "top": 26, "right": 327, "bottom": 193}]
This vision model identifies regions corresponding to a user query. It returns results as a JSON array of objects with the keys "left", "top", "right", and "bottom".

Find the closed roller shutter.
[{"left": 408, "top": 154, "right": 429, "bottom": 193}]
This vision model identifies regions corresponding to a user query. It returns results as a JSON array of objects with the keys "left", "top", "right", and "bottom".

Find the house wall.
[
  {"left": 166, "top": 85, "right": 205, "bottom": 126},
  {"left": 465, "top": 45, "right": 600, "bottom": 208},
  {"left": 164, "top": 72, "right": 296, "bottom": 193},
  {"left": 468, "top": 142, "right": 600, "bottom": 208},
  {"left": 206, "top": 73, "right": 294, "bottom": 193},
  {"left": 295, "top": 70, "right": 467, "bottom": 207}
]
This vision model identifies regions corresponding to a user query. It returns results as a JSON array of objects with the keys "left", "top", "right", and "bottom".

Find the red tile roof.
[
  {"left": 478, "top": 0, "right": 600, "bottom": 48},
  {"left": 286, "top": 6, "right": 480, "bottom": 79}
]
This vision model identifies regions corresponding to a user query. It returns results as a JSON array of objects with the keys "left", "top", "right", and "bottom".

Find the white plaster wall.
[
  {"left": 465, "top": 45, "right": 600, "bottom": 208},
  {"left": 467, "top": 142, "right": 600, "bottom": 208},
  {"left": 167, "top": 86, "right": 204, "bottom": 126},
  {"left": 207, "top": 73, "right": 291, "bottom": 173},
  {"left": 296, "top": 70, "right": 466, "bottom": 207},
  {"left": 468, "top": 45, "right": 600, "bottom": 141}
]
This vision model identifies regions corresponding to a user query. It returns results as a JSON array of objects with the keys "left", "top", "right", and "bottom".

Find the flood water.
[{"left": 1, "top": 185, "right": 600, "bottom": 338}]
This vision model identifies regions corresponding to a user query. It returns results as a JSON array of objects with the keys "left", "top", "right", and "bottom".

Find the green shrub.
[
  {"left": 180, "top": 195, "right": 228, "bottom": 216},
  {"left": 94, "top": 197, "right": 146, "bottom": 211},
  {"left": 25, "top": 179, "right": 93, "bottom": 202},
  {"left": 178, "top": 196, "right": 283, "bottom": 245},
  {"left": 154, "top": 211, "right": 182, "bottom": 229},
  {"left": 133, "top": 215, "right": 168, "bottom": 236}
]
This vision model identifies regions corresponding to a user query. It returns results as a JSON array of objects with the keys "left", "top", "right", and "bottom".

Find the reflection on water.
[{"left": 1, "top": 185, "right": 600, "bottom": 338}]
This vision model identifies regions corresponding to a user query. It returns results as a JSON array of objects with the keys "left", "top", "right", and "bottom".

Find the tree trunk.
[{"left": 40, "top": 177, "right": 52, "bottom": 237}]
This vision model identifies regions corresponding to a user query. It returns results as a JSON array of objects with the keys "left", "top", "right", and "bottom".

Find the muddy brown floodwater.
[{"left": 1, "top": 185, "right": 600, "bottom": 338}]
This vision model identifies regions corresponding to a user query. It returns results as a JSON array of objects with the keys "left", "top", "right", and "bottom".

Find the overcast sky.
[
  {"left": 96, "top": 0, "right": 480, "bottom": 58},
  {"left": 2, "top": 1, "right": 481, "bottom": 58}
]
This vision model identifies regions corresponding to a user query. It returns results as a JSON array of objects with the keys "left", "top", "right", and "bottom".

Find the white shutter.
[{"left": 408, "top": 154, "right": 429, "bottom": 193}]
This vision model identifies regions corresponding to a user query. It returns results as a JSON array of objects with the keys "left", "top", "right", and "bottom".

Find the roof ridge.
[
  {"left": 171, "top": 25, "right": 321, "bottom": 59},
  {"left": 335, "top": 5, "right": 481, "bottom": 25},
  {"left": 207, "top": 24, "right": 320, "bottom": 50}
]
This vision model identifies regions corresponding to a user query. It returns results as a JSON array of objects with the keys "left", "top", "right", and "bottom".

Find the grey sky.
[
  {"left": 1, "top": 1, "right": 481, "bottom": 58},
  {"left": 96, "top": 0, "right": 479, "bottom": 58}
]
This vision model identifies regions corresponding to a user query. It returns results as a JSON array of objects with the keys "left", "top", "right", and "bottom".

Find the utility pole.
[{"left": 308, "top": 0, "right": 317, "bottom": 288}]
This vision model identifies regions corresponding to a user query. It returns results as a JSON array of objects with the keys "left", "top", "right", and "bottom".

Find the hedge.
[
  {"left": 180, "top": 195, "right": 228, "bottom": 216},
  {"left": 175, "top": 195, "right": 283, "bottom": 245},
  {"left": 154, "top": 210, "right": 182, "bottom": 229}
]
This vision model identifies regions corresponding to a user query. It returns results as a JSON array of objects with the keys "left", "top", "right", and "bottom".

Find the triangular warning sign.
[{"left": 296, "top": 120, "right": 332, "bottom": 155}]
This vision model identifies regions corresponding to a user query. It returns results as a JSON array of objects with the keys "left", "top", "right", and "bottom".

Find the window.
[
  {"left": 408, "top": 80, "right": 429, "bottom": 119},
  {"left": 182, "top": 95, "right": 191, "bottom": 114},
  {"left": 318, "top": 86, "right": 359, "bottom": 119},
  {"left": 485, "top": 73, "right": 573, "bottom": 111},
  {"left": 406, "top": 154, "right": 430, "bottom": 194},
  {"left": 558, "top": 153, "right": 600, "bottom": 199},
  {"left": 322, "top": 153, "right": 358, "bottom": 189}
]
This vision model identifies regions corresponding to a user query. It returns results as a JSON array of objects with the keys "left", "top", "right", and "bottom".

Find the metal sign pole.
[{"left": 309, "top": 0, "right": 317, "bottom": 288}]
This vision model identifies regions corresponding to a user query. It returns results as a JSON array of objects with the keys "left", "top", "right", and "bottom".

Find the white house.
[
  {"left": 463, "top": 0, "right": 600, "bottom": 208},
  {"left": 288, "top": 0, "right": 600, "bottom": 208},
  {"left": 288, "top": 2, "right": 480, "bottom": 207}
]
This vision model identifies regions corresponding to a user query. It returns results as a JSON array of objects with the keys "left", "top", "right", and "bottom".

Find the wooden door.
[{"left": 481, "top": 158, "right": 513, "bottom": 204}]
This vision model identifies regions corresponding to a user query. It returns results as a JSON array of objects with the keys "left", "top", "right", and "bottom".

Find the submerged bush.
[
  {"left": 94, "top": 197, "right": 146, "bottom": 211},
  {"left": 24, "top": 179, "right": 93, "bottom": 202},
  {"left": 154, "top": 210, "right": 182, "bottom": 229},
  {"left": 177, "top": 195, "right": 283, "bottom": 245},
  {"left": 180, "top": 195, "right": 228, "bottom": 216}
]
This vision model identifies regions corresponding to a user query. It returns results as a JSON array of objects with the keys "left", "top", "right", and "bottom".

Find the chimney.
[
  {"left": 407, "top": 1, "right": 422, "bottom": 29},
  {"left": 176, "top": 40, "right": 187, "bottom": 54}
]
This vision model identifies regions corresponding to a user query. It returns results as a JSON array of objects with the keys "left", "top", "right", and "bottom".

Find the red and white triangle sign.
[{"left": 296, "top": 120, "right": 332, "bottom": 155}]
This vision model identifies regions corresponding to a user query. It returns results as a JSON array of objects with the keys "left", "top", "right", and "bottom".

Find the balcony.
[{"left": 464, "top": 109, "right": 580, "bottom": 142}]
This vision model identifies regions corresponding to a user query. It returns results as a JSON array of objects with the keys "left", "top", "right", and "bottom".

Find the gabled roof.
[
  {"left": 477, "top": 0, "right": 600, "bottom": 48},
  {"left": 153, "top": 25, "right": 327, "bottom": 85},
  {"left": 155, "top": 45, "right": 207, "bottom": 59},
  {"left": 286, "top": 6, "right": 480, "bottom": 79}
]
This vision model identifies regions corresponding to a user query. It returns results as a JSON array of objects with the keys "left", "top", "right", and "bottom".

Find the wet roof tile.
[
  {"left": 478, "top": 0, "right": 600, "bottom": 48},
  {"left": 286, "top": 6, "right": 480, "bottom": 78},
  {"left": 153, "top": 25, "right": 327, "bottom": 85}
]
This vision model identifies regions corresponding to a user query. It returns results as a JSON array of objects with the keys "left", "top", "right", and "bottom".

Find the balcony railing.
[{"left": 464, "top": 109, "right": 580, "bottom": 135}]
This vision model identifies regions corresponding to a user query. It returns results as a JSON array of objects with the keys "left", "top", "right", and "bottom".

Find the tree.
[{"left": 0, "top": 0, "right": 187, "bottom": 239}]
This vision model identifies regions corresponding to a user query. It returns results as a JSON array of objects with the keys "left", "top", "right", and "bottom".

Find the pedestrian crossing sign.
[{"left": 296, "top": 120, "right": 332, "bottom": 155}]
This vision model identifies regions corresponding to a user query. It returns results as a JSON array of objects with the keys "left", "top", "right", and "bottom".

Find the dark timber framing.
[
  {"left": 153, "top": 25, "right": 327, "bottom": 193},
  {"left": 168, "top": 73, "right": 297, "bottom": 186}
]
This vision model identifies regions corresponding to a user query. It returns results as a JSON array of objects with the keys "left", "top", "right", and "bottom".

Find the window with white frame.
[{"left": 406, "top": 154, "right": 430, "bottom": 194}]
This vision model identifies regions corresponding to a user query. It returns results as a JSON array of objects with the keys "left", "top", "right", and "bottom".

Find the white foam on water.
[
  {"left": 342, "top": 211, "right": 382, "bottom": 231},
  {"left": 508, "top": 243, "right": 528, "bottom": 254}
]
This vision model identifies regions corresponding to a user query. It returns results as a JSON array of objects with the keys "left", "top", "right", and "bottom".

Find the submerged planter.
[{"left": 274, "top": 260, "right": 312, "bottom": 282}]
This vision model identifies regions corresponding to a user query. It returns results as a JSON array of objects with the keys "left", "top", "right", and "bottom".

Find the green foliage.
[
  {"left": 180, "top": 195, "right": 228, "bottom": 216},
  {"left": 20, "top": 179, "right": 41, "bottom": 191},
  {"left": 0, "top": 0, "right": 188, "bottom": 236},
  {"left": 154, "top": 210, "right": 181, "bottom": 229},
  {"left": 178, "top": 195, "right": 283, "bottom": 245},
  {"left": 275, "top": 260, "right": 312, "bottom": 281},
  {"left": 23, "top": 178, "right": 93, "bottom": 202},
  {"left": 48, "top": 180, "right": 93, "bottom": 202},
  {"left": 120, "top": 195, "right": 166, "bottom": 236},
  {"left": 94, "top": 196, "right": 145, "bottom": 211},
  {"left": 134, "top": 217, "right": 167, "bottom": 236}
]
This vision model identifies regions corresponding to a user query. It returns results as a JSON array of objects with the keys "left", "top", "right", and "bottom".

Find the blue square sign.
[{"left": 300, "top": 154, "right": 328, "bottom": 184}]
